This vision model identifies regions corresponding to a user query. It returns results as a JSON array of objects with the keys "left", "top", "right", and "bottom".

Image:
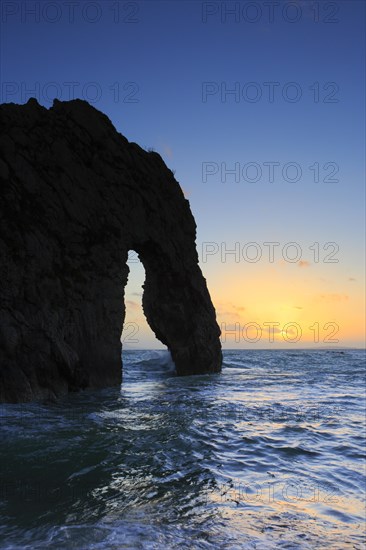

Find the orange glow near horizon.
[
  {"left": 122, "top": 252, "right": 365, "bottom": 349},
  {"left": 209, "top": 261, "right": 365, "bottom": 348}
]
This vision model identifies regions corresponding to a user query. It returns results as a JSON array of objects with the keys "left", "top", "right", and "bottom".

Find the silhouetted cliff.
[{"left": 0, "top": 99, "right": 222, "bottom": 402}]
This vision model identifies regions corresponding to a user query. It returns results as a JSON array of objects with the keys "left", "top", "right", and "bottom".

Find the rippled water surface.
[{"left": 1, "top": 349, "right": 365, "bottom": 549}]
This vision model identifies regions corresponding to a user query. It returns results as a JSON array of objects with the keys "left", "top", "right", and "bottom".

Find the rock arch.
[{"left": 0, "top": 99, "right": 222, "bottom": 402}]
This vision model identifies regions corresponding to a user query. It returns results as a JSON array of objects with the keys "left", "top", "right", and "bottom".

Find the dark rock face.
[{"left": 0, "top": 99, "right": 222, "bottom": 403}]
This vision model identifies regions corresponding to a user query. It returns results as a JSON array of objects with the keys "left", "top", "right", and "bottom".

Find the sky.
[{"left": 1, "top": 0, "right": 365, "bottom": 349}]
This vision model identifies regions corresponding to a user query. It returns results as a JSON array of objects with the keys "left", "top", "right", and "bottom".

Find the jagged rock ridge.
[{"left": 0, "top": 98, "right": 222, "bottom": 402}]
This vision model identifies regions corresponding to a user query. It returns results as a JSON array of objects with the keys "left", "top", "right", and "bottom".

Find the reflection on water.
[{"left": 0, "top": 349, "right": 365, "bottom": 548}]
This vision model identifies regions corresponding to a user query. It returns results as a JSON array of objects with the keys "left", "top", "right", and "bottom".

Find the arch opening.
[{"left": 121, "top": 250, "right": 165, "bottom": 351}]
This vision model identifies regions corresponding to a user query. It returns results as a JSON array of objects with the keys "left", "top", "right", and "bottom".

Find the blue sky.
[{"left": 1, "top": 0, "right": 364, "bottom": 348}]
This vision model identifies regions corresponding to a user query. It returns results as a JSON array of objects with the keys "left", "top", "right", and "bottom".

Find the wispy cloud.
[
  {"left": 216, "top": 302, "right": 246, "bottom": 320},
  {"left": 163, "top": 145, "right": 173, "bottom": 158},
  {"left": 181, "top": 187, "right": 190, "bottom": 198},
  {"left": 264, "top": 326, "right": 282, "bottom": 334},
  {"left": 316, "top": 294, "right": 349, "bottom": 303},
  {"left": 125, "top": 300, "right": 140, "bottom": 310},
  {"left": 298, "top": 260, "right": 310, "bottom": 268}
]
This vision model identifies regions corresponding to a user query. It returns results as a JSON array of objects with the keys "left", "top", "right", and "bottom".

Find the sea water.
[{"left": 0, "top": 349, "right": 365, "bottom": 549}]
